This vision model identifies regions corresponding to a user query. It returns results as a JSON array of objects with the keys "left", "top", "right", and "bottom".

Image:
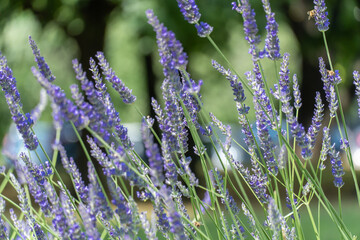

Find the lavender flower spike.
[
  {"left": 267, "top": 198, "right": 296, "bottom": 240},
  {"left": 141, "top": 117, "right": 164, "bottom": 186},
  {"left": 329, "top": 147, "right": 345, "bottom": 188},
  {"left": 353, "top": 70, "right": 360, "bottom": 118},
  {"left": 292, "top": 74, "right": 302, "bottom": 110},
  {"left": 306, "top": 92, "right": 324, "bottom": 150},
  {"left": 262, "top": 0, "right": 281, "bottom": 60},
  {"left": 212, "top": 60, "right": 247, "bottom": 106},
  {"left": 28, "top": 36, "right": 56, "bottom": 82},
  {"left": 0, "top": 197, "right": 8, "bottom": 240},
  {"left": 233, "top": 0, "right": 261, "bottom": 59},
  {"left": 175, "top": 0, "right": 213, "bottom": 37},
  {"left": 311, "top": 0, "right": 330, "bottom": 32},
  {"left": 0, "top": 53, "right": 39, "bottom": 150},
  {"left": 95, "top": 51, "right": 136, "bottom": 104},
  {"left": 146, "top": 9, "right": 188, "bottom": 80},
  {"left": 176, "top": 0, "right": 200, "bottom": 24}
]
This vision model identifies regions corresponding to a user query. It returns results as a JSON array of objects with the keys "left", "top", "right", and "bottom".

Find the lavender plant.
[{"left": 0, "top": 0, "right": 360, "bottom": 239}]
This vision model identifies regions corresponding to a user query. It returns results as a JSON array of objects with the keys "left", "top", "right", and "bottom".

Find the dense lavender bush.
[{"left": 0, "top": 0, "right": 359, "bottom": 239}]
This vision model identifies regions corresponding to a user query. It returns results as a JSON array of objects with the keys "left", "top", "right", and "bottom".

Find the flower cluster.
[
  {"left": 0, "top": 1, "right": 358, "bottom": 240},
  {"left": 175, "top": 0, "right": 213, "bottom": 37},
  {"left": 0, "top": 53, "right": 39, "bottom": 150},
  {"left": 311, "top": 0, "right": 330, "bottom": 32}
]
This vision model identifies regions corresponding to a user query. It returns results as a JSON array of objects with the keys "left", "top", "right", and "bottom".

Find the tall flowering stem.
[
  {"left": 0, "top": 53, "right": 39, "bottom": 150},
  {"left": 95, "top": 52, "right": 136, "bottom": 104},
  {"left": 28, "top": 36, "right": 56, "bottom": 82},
  {"left": 319, "top": 10, "right": 360, "bottom": 206}
]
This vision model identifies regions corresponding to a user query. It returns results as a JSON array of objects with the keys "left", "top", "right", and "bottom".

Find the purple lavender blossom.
[
  {"left": 273, "top": 53, "right": 291, "bottom": 103},
  {"left": 262, "top": 0, "right": 281, "bottom": 60},
  {"left": 44, "top": 181, "right": 70, "bottom": 238},
  {"left": 354, "top": 70, "right": 360, "bottom": 118},
  {"left": 146, "top": 9, "right": 187, "bottom": 86},
  {"left": 319, "top": 57, "right": 331, "bottom": 102},
  {"left": 78, "top": 203, "right": 100, "bottom": 240},
  {"left": 248, "top": 63, "right": 274, "bottom": 121},
  {"left": 22, "top": 164, "right": 52, "bottom": 217},
  {"left": 10, "top": 208, "right": 32, "bottom": 239},
  {"left": 255, "top": 102, "right": 278, "bottom": 175},
  {"left": 179, "top": 72, "right": 203, "bottom": 134},
  {"left": 50, "top": 98, "right": 63, "bottom": 130},
  {"left": 267, "top": 198, "right": 296, "bottom": 240},
  {"left": 139, "top": 212, "right": 158, "bottom": 240},
  {"left": 319, "top": 127, "right": 330, "bottom": 170},
  {"left": 89, "top": 57, "right": 107, "bottom": 98},
  {"left": 329, "top": 85, "right": 338, "bottom": 118},
  {"left": 329, "top": 70, "right": 341, "bottom": 85},
  {"left": 329, "top": 147, "right": 345, "bottom": 188},
  {"left": 175, "top": 0, "right": 213, "bottom": 37},
  {"left": 60, "top": 192, "right": 84, "bottom": 239},
  {"left": 272, "top": 57, "right": 312, "bottom": 159},
  {"left": 249, "top": 63, "right": 277, "bottom": 173},
  {"left": 209, "top": 112, "right": 232, "bottom": 152},
  {"left": 292, "top": 74, "right": 302, "bottom": 110},
  {"left": 195, "top": 22, "right": 213, "bottom": 37},
  {"left": 19, "top": 152, "right": 51, "bottom": 186},
  {"left": 55, "top": 143, "right": 88, "bottom": 202},
  {"left": 153, "top": 192, "right": 170, "bottom": 238},
  {"left": 242, "top": 203, "right": 260, "bottom": 239},
  {"left": 95, "top": 52, "right": 136, "bottom": 104},
  {"left": 0, "top": 54, "right": 39, "bottom": 150},
  {"left": 0, "top": 197, "right": 7, "bottom": 240},
  {"left": 306, "top": 92, "right": 324, "bottom": 150},
  {"left": 33, "top": 222, "right": 46, "bottom": 240},
  {"left": 107, "top": 178, "right": 135, "bottom": 237},
  {"left": 87, "top": 136, "right": 114, "bottom": 176},
  {"left": 141, "top": 118, "right": 164, "bottom": 186},
  {"left": 162, "top": 139, "right": 179, "bottom": 185},
  {"left": 238, "top": 112, "right": 269, "bottom": 203},
  {"left": 212, "top": 60, "right": 248, "bottom": 113},
  {"left": 88, "top": 162, "right": 113, "bottom": 221},
  {"left": 70, "top": 84, "right": 93, "bottom": 120},
  {"left": 160, "top": 186, "right": 187, "bottom": 240},
  {"left": 10, "top": 173, "right": 31, "bottom": 216},
  {"left": 233, "top": 0, "right": 261, "bottom": 59},
  {"left": 162, "top": 84, "right": 189, "bottom": 152},
  {"left": 28, "top": 36, "right": 55, "bottom": 82},
  {"left": 32, "top": 67, "right": 89, "bottom": 129},
  {"left": 312, "top": 0, "right": 330, "bottom": 32},
  {"left": 176, "top": 0, "right": 201, "bottom": 24},
  {"left": 172, "top": 190, "right": 195, "bottom": 238}
]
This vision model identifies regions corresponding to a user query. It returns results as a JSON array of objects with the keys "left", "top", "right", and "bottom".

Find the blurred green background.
[{"left": 0, "top": 0, "right": 359, "bottom": 164}]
